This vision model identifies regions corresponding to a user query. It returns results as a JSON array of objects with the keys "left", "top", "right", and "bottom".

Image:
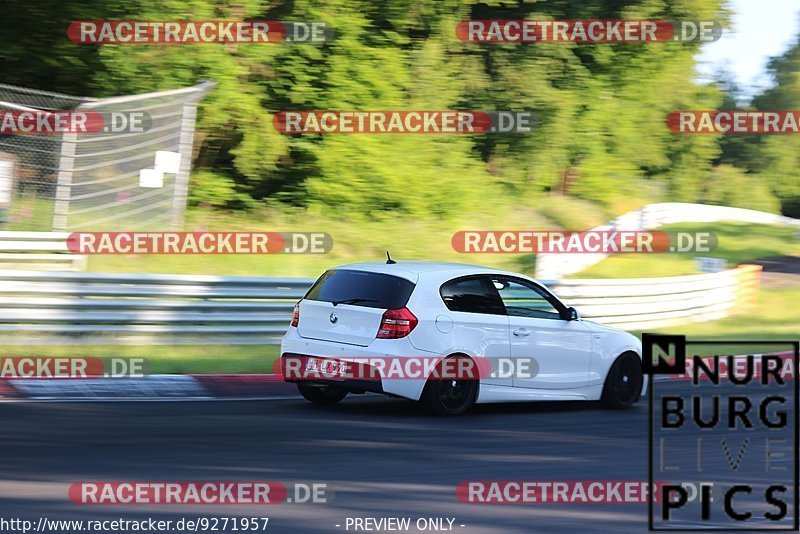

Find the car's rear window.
[{"left": 304, "top": 269, "right": 415, "bottom": 309}]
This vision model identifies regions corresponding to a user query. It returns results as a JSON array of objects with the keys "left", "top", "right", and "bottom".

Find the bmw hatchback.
[{"left": 280, "top": 261, "right": 644, "bottom": 415}]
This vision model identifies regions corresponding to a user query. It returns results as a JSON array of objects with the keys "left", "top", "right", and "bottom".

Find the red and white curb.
[{"left": 0, "top": 351, "right": 793, "bottom": 400}]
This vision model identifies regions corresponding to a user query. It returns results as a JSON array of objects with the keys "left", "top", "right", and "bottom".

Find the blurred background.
[{"left": 0, "top": 0, "right": 797, "bottom": 372}]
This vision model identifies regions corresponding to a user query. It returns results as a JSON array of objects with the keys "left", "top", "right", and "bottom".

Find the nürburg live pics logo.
[{"left": 644, "top": 334, "right": 799, "bottom": 530}]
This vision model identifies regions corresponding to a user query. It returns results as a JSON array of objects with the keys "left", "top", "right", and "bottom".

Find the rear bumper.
[
  {"left": 295, "top": 378, "right": 387, "bottom": 395},
  {"left": 280, "top": 328, "right": 432, "bottom": 401},
  {"left": 281, "top": 353, "right": 386, "bottom": 394}
]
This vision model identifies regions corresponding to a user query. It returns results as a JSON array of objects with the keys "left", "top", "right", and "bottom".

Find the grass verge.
[
  {"left": 0, "top": 345, "right": 281, "bottom": 374},
  {"left": 575, "top": 221, "right": 800, "bottom": 278}
]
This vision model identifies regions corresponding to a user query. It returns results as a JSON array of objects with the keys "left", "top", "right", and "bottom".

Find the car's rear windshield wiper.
[{"left": 331, "top": 298, "right": 378, "bottom": 306}]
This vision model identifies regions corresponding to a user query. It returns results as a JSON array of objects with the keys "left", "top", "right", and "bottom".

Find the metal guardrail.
[
  {"left": 0, "top": 270, "right": 314, "bottom": 345},
  {"left": 0, "top": 265, "right": 761, "bottom": 345},
  {"left": 551, "top": 264, "right": 761, "bottom": 330},
  {"left": 0, "top": 231, "right": 87, "bottom": 271}
]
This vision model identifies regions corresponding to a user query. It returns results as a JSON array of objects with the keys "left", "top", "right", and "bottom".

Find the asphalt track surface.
[{"left": 0, "top": 380, "right": 796, "bottom": 534}]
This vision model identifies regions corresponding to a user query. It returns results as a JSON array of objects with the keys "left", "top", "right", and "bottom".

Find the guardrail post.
[
  {"left": 52, "top": 132, "right": 77, "bottom": 231},
  {"left": 170, "top": 104, "right": 198, "bottom": 230},
  {"left": 736, "top": 264, "right": 762, "bottom": 307}
]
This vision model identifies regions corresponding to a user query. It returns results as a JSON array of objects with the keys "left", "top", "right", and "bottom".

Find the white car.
[{"left": 280, "top": 260, "right": 644, "bottom": 415}]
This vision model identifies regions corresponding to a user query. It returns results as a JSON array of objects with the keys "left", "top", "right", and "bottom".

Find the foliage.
[
  {"left": 4, "top": 1, "right": 799, "bottom": 218},
  {"left": 700, "top": 165, "right": 781, "bottom": 214},
  {"left": 716, "top": 36, "right": 800, "bottom": 215}
]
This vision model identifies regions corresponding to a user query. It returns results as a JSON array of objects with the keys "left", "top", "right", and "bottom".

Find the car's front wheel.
[
  {"left": 421, "top": 356, "right": 478, "bottom": 415},
  {"left": 297, "top": 383, "right": 348, "bottom": 405},
  {"left": 600, "top": 352, "right": 643, "bottom": 408}
]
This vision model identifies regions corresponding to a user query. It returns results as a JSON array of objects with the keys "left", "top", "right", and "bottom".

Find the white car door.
[
  {"left": 490, "top": 276, "right": 594, "bottom": 390},
  {"left": 438, "top": 276, "right": 511, "bottom": 386}
]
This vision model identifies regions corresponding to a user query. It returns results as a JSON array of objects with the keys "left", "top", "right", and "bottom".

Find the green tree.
[
  {"left": 0, "top": 0, "right": 742, "bottom": 217},
  {"left": 749, "top": 37, "right": 800, "bottom": 214}
]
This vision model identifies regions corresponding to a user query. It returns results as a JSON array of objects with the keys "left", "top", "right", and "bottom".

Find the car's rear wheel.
[
  {"left": 600, "top": 352, "right": 643, "bottom": 408},
  {"left": 421, "top": 357, "right": 478, "bottom": 415},
  {"left": 297, "top": 383, "right": 348, "bottom": 405}
]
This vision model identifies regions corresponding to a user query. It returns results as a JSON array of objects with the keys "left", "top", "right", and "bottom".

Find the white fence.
[
  {"left": 535, "top": 203, "right": 800, "bottom": 279},
  {"left": 0, "top": 81, "right": 213, "bottom": 232},
  {"left": 0, "top": 265, "right": 761, "bottom": 345},
  {"left": 551, "top": 264, "right": 761, "bottom": 330},
  {"left": 0, "top": 231, "right": 85, "bottom": 271}
]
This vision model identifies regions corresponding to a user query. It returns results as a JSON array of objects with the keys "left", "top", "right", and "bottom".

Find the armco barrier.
[
  {"left": 0, "top": 265, "right": 760, "bottom": 345},
  {"left": 553, "top": 264, "right": 762, "bottom": 330},
  {"left": 0, "top": 270, "right": 314, "bottom": 345}
]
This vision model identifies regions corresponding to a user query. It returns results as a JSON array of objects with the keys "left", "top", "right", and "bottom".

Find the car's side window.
[
  {"left": 491, "top": 277, "right": 564, "bottom": 320},
  {"left": 440, "top": 276, "right": 506, "bottom": 315}
]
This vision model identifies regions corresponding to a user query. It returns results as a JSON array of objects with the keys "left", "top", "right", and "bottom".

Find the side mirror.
[{"left": 561, "top": 306, "right": 579, "bottom": 321}]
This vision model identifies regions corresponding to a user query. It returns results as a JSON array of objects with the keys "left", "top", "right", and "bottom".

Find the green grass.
[
  {"left": 630, "top": 285, "right": 800, "bottom": 357},
  {"left": 569, "top": 221, "right": 800, "bottom": 347},
  {"left": 640, "top": 285, "right": 800, "bottom": 341},
  {"left": 2, "top": 195, "right": 56, "bottom": 231},
  {"left": 575, "top": 221, "right": 800, "bottom": 278},
  {"left": 534, "top": 195, "right": 611, "bottom": 230},
  {"left": 84, "top": 202, "right": 566, "bottom": 277},
  {"left": 80, "top": 212, "right": 800, "bottom": 280},
  {"left": 0, "top": 345, "right": 281, "bottom": 374}
]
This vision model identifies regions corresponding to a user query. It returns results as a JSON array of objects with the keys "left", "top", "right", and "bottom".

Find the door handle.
[{"left": 513, "top": 328, "right": 530, "bottom": 337}]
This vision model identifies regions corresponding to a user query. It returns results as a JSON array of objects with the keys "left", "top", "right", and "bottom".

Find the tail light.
[
  {"left": 290, "top": 301, "right": 300, "bottom": 327},
  {"left": 376, "top": 307, "right": 418, "bottom": 339}
]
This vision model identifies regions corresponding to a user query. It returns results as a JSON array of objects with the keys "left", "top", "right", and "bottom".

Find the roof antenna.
[{"left": 386, "top": 251, "right": 397, "bottom": 264}]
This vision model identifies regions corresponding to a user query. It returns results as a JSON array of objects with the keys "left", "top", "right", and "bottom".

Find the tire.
[
  {"left": 297, "top": 383, "right": 348, "bottom": 405},
  {"left": 420, "top": 356, "right": 478, "bottom": 416},
  {"left": 600, "top": 352, "right": 643, "bottom": 409}
]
